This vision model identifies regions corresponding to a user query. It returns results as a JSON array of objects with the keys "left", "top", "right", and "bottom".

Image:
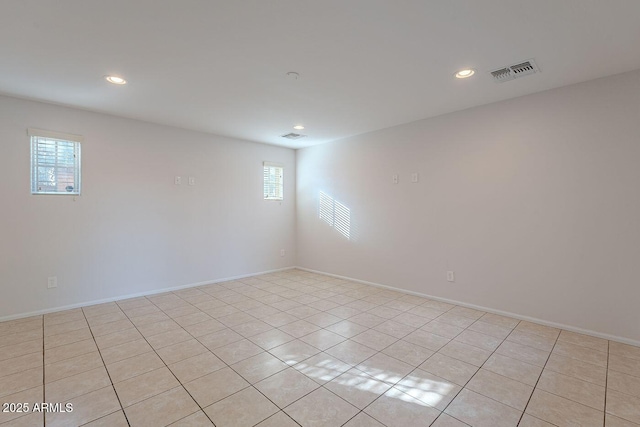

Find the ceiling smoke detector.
[
  {"left": 281, "top": 132, "right": 306, "bottom": 140},
  {"left": 490, "top": 59, "right": 539, "bottom": 83}
]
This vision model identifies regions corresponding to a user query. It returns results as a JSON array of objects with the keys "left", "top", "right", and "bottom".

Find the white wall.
[
  {"left": 297, "top": 70, "right": 640, "bottom": 343},
  {"left": 0, "top": 96, "right": 296, "bottom": 319}
]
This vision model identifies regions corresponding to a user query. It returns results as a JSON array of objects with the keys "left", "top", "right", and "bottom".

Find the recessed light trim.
[
  {"left": 454, "top": 69, "right": 475, "bottom": 79},
  {"left": 293, "top": 125, "right": 305, "bottom": 130},
  {"left": 105, "top": 75, "right": 127, "bottom": 85}
]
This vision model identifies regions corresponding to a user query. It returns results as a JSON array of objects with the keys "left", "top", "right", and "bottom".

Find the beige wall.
[
  {"left": 296, "top": 70, "right": 640, "bottom": 344},
  {"left": 0, "top": 96, "right": 296, "bottom": 319}
]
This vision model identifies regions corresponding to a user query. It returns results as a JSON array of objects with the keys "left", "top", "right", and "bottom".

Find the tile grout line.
[
  {"left": 18, "top": 271, "right": 631, "bottom": 427},
  {"left": 604, "top": 339, "right": 610, "bottom": 426},
  {"left": 161, "top": 297, "right": 304, "bottom": 427},
  {"left": 201, "top": 275, "right": 331, "bottom": 427},
  {"left": 356, "top": 308, "right": 606, "bottom": 424},
  {"left": 95, "top": 290, "right": 514, "bottom": 426},
  {"left": 129, "top": 277, "right": 330, "bottom": 425},
  {"left": 521, "top": 339, "right": 612, "bottom": 414},
  {"left": 0, "top": 337, "right": 43, "bottom": 424},
  {"left": 114, "top": 297, "right": 219, "bottom": 426},
  {"left": 323, "top": 305, "right": 479, "bottom": 426},
  {"left": 182, "top": 275, "right": 342, "bottom": 426},
  {"left": 193, "top": 274, "right": 408, "bottom": 426},
  {"left": 270, "top": 278, "right": 416, "bottom": 427},
  {"left": 138, "top": 275, "right": 496, "bottom": 426},
  {"left": 42, "top": 315, "right": 45, "bottom": 427},
  {"left": 282, "top": 281, "right": 455, "bottom": 426},
  {"left": 80, "top": 307, "right": 132, "bottom": 427},
  {"left": 461, "top": 324, "right": 613, "bottom": 418},
  {"left": 515, "top": 327, "right": 561, "bottom": 427},
  {"left": 425, "top": 315, "right": 520, "bottom": 426},
  {"left": 38, "top": 277, "right": 474, "bottom": 427},
  {"left": 402, "top": 317, "right": 521, "bottom": 426},
  {"left": 174, "top": 276, "right": 377, "bottom": 425},
  {"left": 15, "top": 280, "right": 344, "bottom": 426},
  {"left": 333, "top": 306, "right": 463, "bottom": 425}
]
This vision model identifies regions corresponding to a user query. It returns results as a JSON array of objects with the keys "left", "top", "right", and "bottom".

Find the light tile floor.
[{"left": 1, "top": 269, "right": 639, "bottom": 426}]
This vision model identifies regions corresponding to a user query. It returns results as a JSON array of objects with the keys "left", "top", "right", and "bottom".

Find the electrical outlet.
[
  {"left": 47, "top": 276, "right": 58, "bottom": 289},
  {"left": 392, "top": 174, "right": 399, "bottom": 184},
  {"left": 446, "top": 271, "right": 455, "bottom": 282},
  {"left": 280, "top": 249, "right": 286, "bottom": 257},
  {"left": 174, "top": 176, "right": 181, "bottom": 185},
  {"left": 188, "top": 176, "right": 195, "bottom": 186},
  {"left": 411, "top": 172, "right": 419, "bottom": 183}
]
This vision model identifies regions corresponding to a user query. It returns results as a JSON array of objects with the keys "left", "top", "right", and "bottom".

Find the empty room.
[{"left": 1, "top": 1, "right": 639, "bottom": 426}]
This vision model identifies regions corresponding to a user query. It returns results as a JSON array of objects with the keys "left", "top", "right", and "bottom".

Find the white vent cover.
[
  {"left": 490, "top": 59, "right": 539, "bottom": 83},
  {"left": 281, "top": 133, "right": 306, "bottom": 140}
]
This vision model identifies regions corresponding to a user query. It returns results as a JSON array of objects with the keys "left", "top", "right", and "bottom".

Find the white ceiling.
[{"left": 1, "top": 1, "right": 639, "bottom": 149}]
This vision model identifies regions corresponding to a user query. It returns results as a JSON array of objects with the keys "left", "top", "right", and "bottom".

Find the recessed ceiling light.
[
  {"left": 293, "top": 125, "right": 305, "bottom": 130},
  {"left": 454, "top": 69, "right": 475, "bottom": 79},
  {"left": 105, "top": 75, "right": 127, "bottom": 85}
]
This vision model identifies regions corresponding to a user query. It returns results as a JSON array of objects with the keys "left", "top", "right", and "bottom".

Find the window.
[
  {"left": 263, "top": 162, "right": 283, "bottom": 200},
  {"left": 29, "top": 128, "right": 82, "bottom": 195}
]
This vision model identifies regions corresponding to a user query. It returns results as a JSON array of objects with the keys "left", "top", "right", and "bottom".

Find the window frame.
[
  {"left": 29, "top": 128, "right": 83, "bottom": 196},
  {"left": 263, "top": 161, "right": 284, "bottom": 201}
]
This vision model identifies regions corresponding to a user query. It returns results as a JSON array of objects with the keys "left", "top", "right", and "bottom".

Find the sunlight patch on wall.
[
  {"left": 320, "top": 191, "right": 334, "bottom": 227},
  {"left": 319, "top": 191, "right": 350, "bottom": 239},
  {"left": 334, "top": 200, "right": 350, "bottom": 239}
]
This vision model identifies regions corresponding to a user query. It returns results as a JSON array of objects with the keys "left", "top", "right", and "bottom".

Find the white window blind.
[
  {"left": 263, "top": 162, "right": 283, "bottom": 200},
  {"left": 29, "top": 128, "right": 82, "bottom": 195}
]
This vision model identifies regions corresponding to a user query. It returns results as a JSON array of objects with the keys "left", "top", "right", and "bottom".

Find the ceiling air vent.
[
  {"left": 281, "top": 133, "right": 306, "bottom": 140},
  {"left": 490, "top": 59, "right": 539, "bottom": 83}
]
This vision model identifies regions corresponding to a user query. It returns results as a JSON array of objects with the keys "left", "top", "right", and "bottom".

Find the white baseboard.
[
  {"left": 0, "top": 266, "right": 297, "bottom": 323},
  {"left": 297, "top": 266, "right": 640, "bottom": 347},
  {"left": 4, "top": 264, "right": 637, "bottom": 348}
]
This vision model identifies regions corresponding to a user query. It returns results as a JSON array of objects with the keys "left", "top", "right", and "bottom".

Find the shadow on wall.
[{"left": 319, "top": 191, "right": 351, "bottom": 240}]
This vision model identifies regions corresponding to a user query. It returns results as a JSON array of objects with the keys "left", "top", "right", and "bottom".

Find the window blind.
[
  {"left": 29, "top": 129, "right": 82, "bottom": 195},
  {"left": 263, "top": 162, "right": 283, "bottom": 200}
]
